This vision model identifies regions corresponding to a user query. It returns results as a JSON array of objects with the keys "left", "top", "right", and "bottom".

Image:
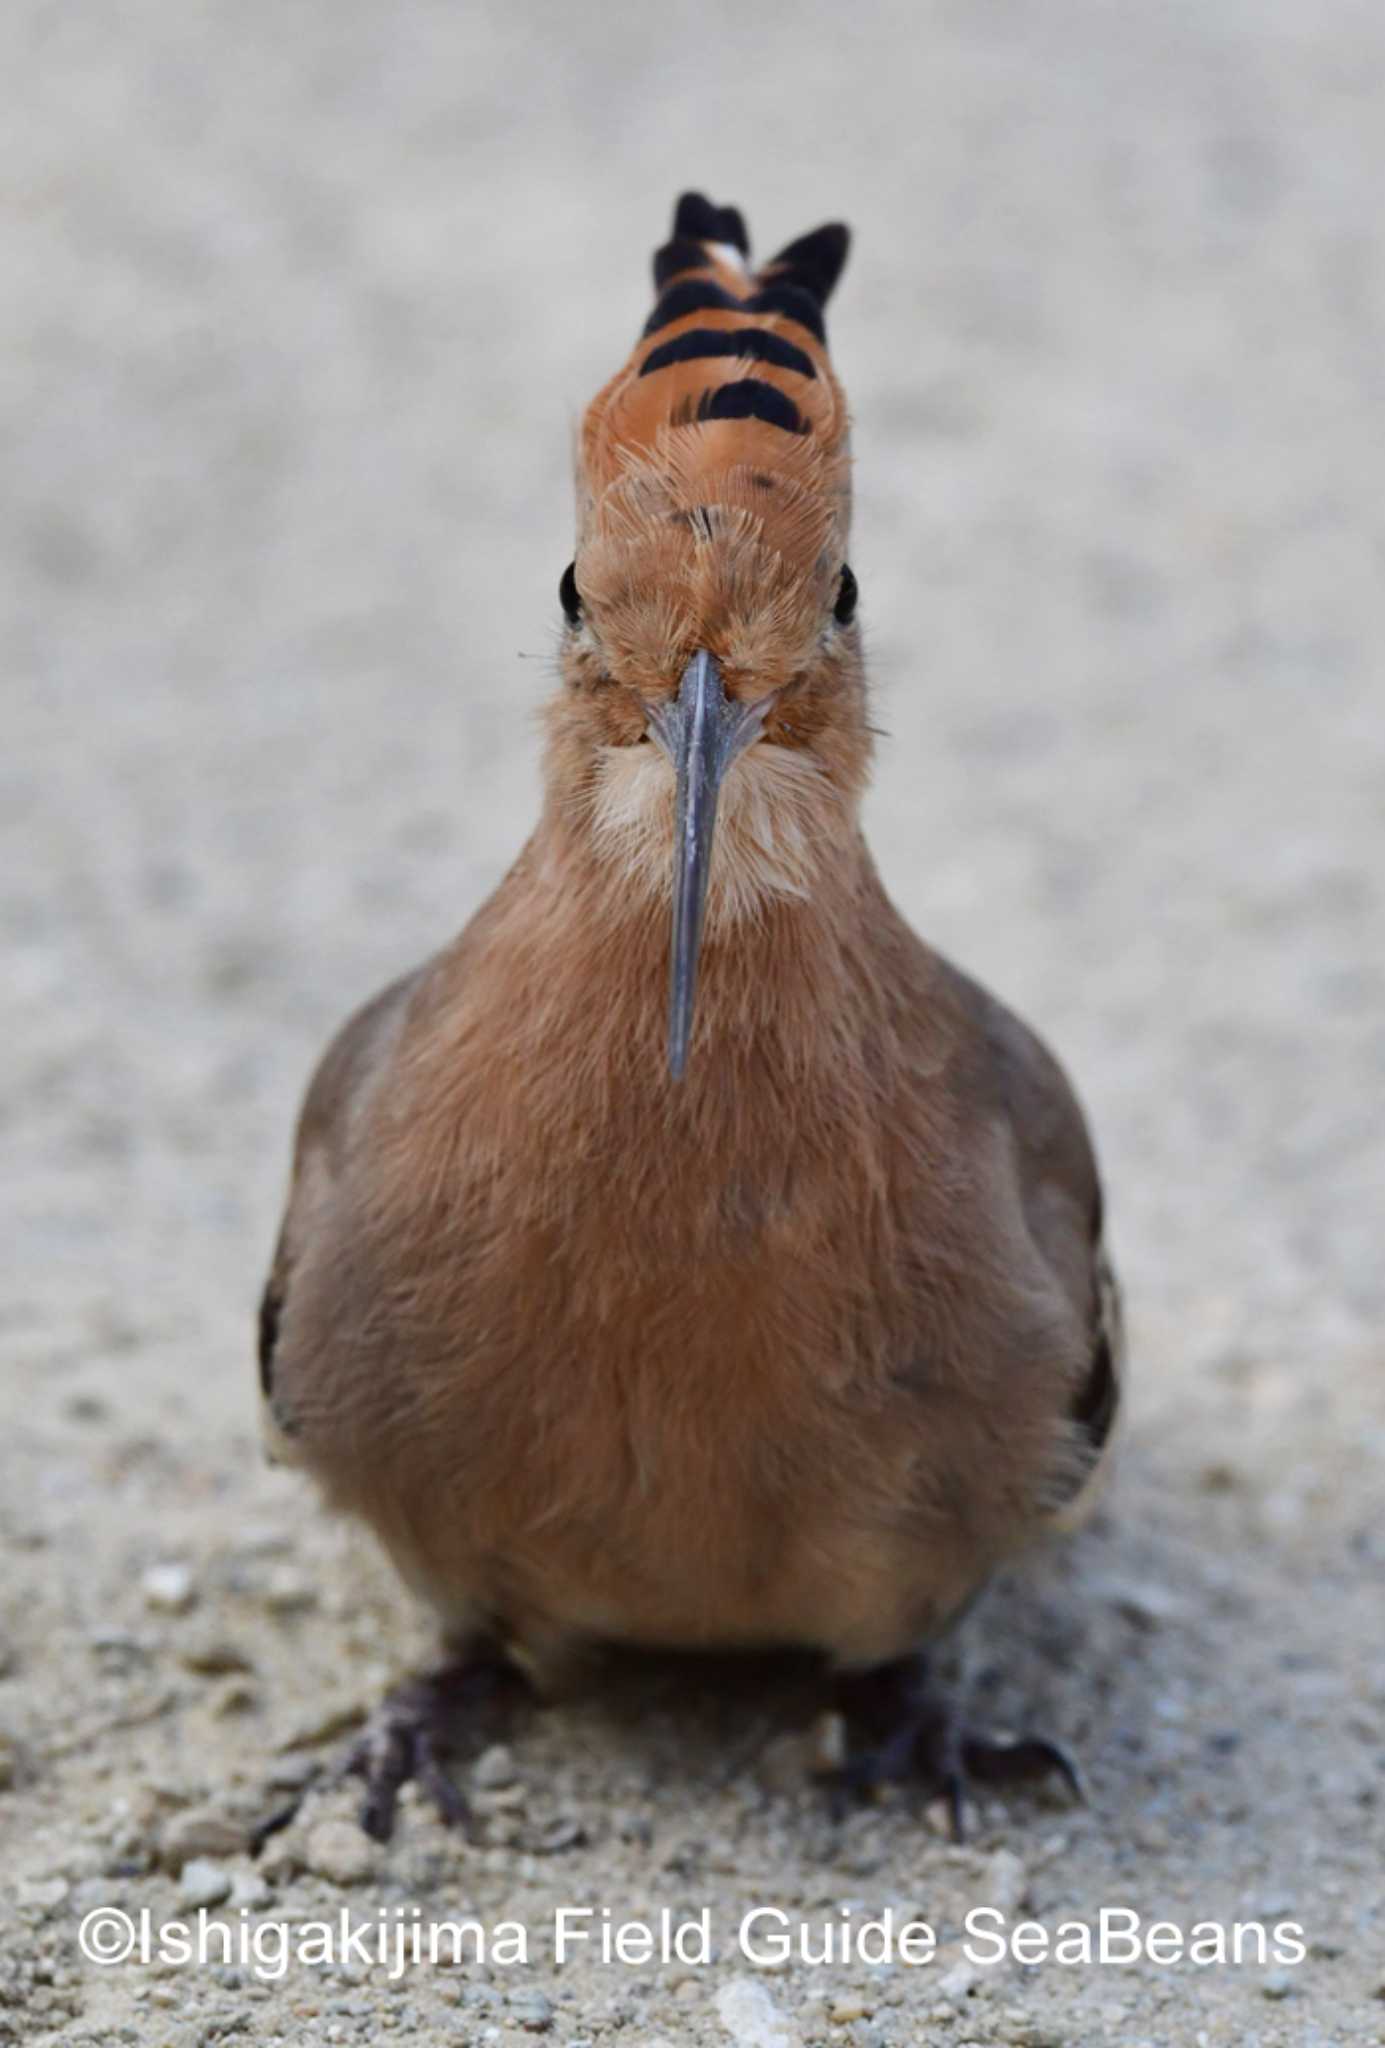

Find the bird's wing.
[
  {"left": 257, "top": 971, "right": 421, "bottom": 1466},
  {"left": 943, "top": 958, "right": 1125, "bottom": 1530}
]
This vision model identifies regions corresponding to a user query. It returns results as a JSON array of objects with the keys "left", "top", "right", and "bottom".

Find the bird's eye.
[
  {"left": 833, "top": 564, "right": 859, "bottom": 626},
  {"left": 559, "top": 561, "right": 583, "bottom": 627}
]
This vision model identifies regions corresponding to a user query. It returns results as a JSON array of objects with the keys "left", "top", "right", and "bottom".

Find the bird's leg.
[
  {"left": 251, "top": 1645, "right": 530, "bottom": 1851},
  {"left": 828, "top": 1652, "right": 1082, "bottom": 1841},
  {"left": 343, "top": 1652, "right": 531, "bottom": 1842}
]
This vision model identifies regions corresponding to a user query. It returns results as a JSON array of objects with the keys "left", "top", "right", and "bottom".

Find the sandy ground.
[{"left": 4, "top": 1, "right": 1384, "bottom": 2042}]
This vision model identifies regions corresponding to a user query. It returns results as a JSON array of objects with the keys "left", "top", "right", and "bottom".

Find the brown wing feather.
[
  {"left": 257, "top": 971, "right": 420, "bottom": 1463},
  {"left": 940, "top": 959, "right": 1124, "bottom": 1526}
]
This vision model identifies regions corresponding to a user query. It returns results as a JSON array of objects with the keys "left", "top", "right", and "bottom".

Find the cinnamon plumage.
[{"left": 258, "top": 192, "right": 1122, "bottom": 1841}]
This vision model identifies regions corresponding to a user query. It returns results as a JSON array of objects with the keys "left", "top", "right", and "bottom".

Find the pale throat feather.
[{"left": 588, "top": 741, "right": 847, "bottom": 929}]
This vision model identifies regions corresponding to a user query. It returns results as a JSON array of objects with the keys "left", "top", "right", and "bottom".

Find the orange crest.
[{"left": 574, "top": 194, "right": 853, "bottom": 691}]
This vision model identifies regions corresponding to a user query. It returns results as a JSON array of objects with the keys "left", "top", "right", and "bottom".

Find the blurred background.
[{"left": 4, "top": 0, "right": 1383, "bottom": 2038}]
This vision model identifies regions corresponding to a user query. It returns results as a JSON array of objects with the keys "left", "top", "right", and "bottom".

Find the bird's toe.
[
  {"left": 251, "top": 1649, "right": 528, "bottom": 1850},
  {"left": 825, "top": 1654, "right": 1082, "bottom": 1842}
]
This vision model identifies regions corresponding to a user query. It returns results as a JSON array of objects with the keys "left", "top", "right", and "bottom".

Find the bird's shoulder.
[
  {"left": 932, "top": 951, "right": 1102, "bottom": 1241},
  {"left": 294, "top": 967, "right": 427, "bottom": 1170},
  {"left": 257, "top": 964, "right": 429, "bottom": 1447}
]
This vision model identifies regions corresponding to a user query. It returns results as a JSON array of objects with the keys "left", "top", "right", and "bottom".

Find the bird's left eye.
[
  {"left": 834, "top": 564, "right": 859, "bottom": 625},
  {"left": 559, "top": 561, "right": 583, "bottom": 627}
]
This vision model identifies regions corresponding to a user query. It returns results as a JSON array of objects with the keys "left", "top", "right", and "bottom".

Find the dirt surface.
[{"left": 4, "top": 2, "right": 1383, "bottom": 2043}]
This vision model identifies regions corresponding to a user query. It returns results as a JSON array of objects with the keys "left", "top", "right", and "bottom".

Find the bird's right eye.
[{"left": 559, "top": 562, "right": 583, "bottom": 627}]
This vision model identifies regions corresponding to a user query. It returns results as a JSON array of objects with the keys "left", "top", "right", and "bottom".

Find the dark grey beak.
[{"left": 647, "top": 651, "right": 769, "bottom": 1080}]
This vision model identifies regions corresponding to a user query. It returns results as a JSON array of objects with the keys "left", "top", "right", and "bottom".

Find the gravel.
[{"left": 178, "top": 1859, "right": 234, "bottom": 1910}]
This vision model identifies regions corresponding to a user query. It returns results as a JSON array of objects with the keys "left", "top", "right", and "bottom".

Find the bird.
[{"left": 256, "top": 191, "right": 1123, "bottom": 1845}]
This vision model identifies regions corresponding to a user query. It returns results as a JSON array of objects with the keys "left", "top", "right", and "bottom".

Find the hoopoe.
[{"left": 257, "top": 193, "right": 1122, "bottom": 1842}]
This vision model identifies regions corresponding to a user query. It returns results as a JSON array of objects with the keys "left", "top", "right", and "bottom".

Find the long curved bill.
[{"left": 646, "top": 651, "right": 770, "bottom": 1080}]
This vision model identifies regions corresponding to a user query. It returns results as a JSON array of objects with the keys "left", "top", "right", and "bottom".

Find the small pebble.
[
  {"left": 305, "top": 1819, "right": 378, "bottom": 1886},
  {"left": 256, "top": 1833, "right": 303, "bottom": 1884},
  {"left": 88, "top": 1627, "right": 150, "bottom": 1662},
  {"left": 472, "top": 1743, "right": 519, "bottom": 1790},
  {"left": 210, "top": 1677, "right": 259, "bottom": 1718},
  {"left": 1098, "top": 1577, "right": 1185, "bottom": 1629},
  {"left": 528, "top": 1816, "right": 585, "bottom": 1854},
  {"left": 179, "top": 1858, "right": 233, "bottom": 1909},
  {"left": 276, "top": 1698, "right": 366, "bottom": 1751},
  {"left": 267, "top": 1753, "right": 319, "bottom": 1790},
  {"left": 230, "top": 1867, "right": 274, "bottom": 1910},
  {"left": 936, "top": 1960, "right": 978, "bottom": 2000},
  {"left": 178, "top": 1635, "right": 254, "bottom": 1676},
  {"left": 477, "top": 1779, "right": 527, "bottom": 1810},
  {"left": 70, "top": 1877, "right": 117, "bottom": 1913},
  {"left": 460, "top": 1985, "right": 502, "bottom": 2010},
  {"left": 1250, "top": 1893, "right": 1295, "bottom": 1919},
  {"left": 923, "top": 1795, "right": 960, "bottom": 1837},
  {"left": 262, "top": 1566, "right": 318, "bottom": 1614},
  {"left": 142, "top": 1562, "right": 197, "bottom": 1614},
  {"left": 234, "top": 1523, "right": 296, "bottom": 1557},
  {"left": 15, "top": 1876, "right": 69, "bottom": 1911},
  {"left": 996, "top": 2020, "right": 1066, "bottom": 2048},
  {"left": 1261, "top": 1971, "right": 1295, "bottom": 2000},
  {"left": 715, "top": 1975, "right": 802, "bottom": 2048},
  {"left": 983, "top": 1849, "right": 1029, "bottom": 1915},
  {"left": 829, "top": 1994, "right": 872, "bottom": 2023},
  {"left": 162, "top": 1809, "right": 250, "bottom": 1869},
  {"left": 507, "top": 1989, "right": 554, "bottom": 2031}
]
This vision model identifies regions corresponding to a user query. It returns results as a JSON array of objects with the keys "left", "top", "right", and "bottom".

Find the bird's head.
[{"left": 546, "top": 192, "right": 867, "bottom": 1078}]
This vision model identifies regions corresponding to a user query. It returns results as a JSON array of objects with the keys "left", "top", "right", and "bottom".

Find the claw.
[
  {"left": 960, "top": 1731, "right": 1085, "bottom": 1804},
  {"left": 248, "top": 1778, "right": 322, "bottom": 1856},
  {"left": 825, "top": 1654, "right": 1082, "bottom": 1842},
  {"left": 251, "top": 1650, "right": 529, "bottom": 1850}
]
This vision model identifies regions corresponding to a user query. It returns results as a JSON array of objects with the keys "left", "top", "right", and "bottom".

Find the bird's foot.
[
  {"left": 252, "top": 1650, "right": 529, "bottom": 1850},
  {"left": 826, "top": 1654, "right": 1082, "bottom": 1842},
  {"left": 343, "top": 1658, "right": 530, "bottom": 1842}
]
